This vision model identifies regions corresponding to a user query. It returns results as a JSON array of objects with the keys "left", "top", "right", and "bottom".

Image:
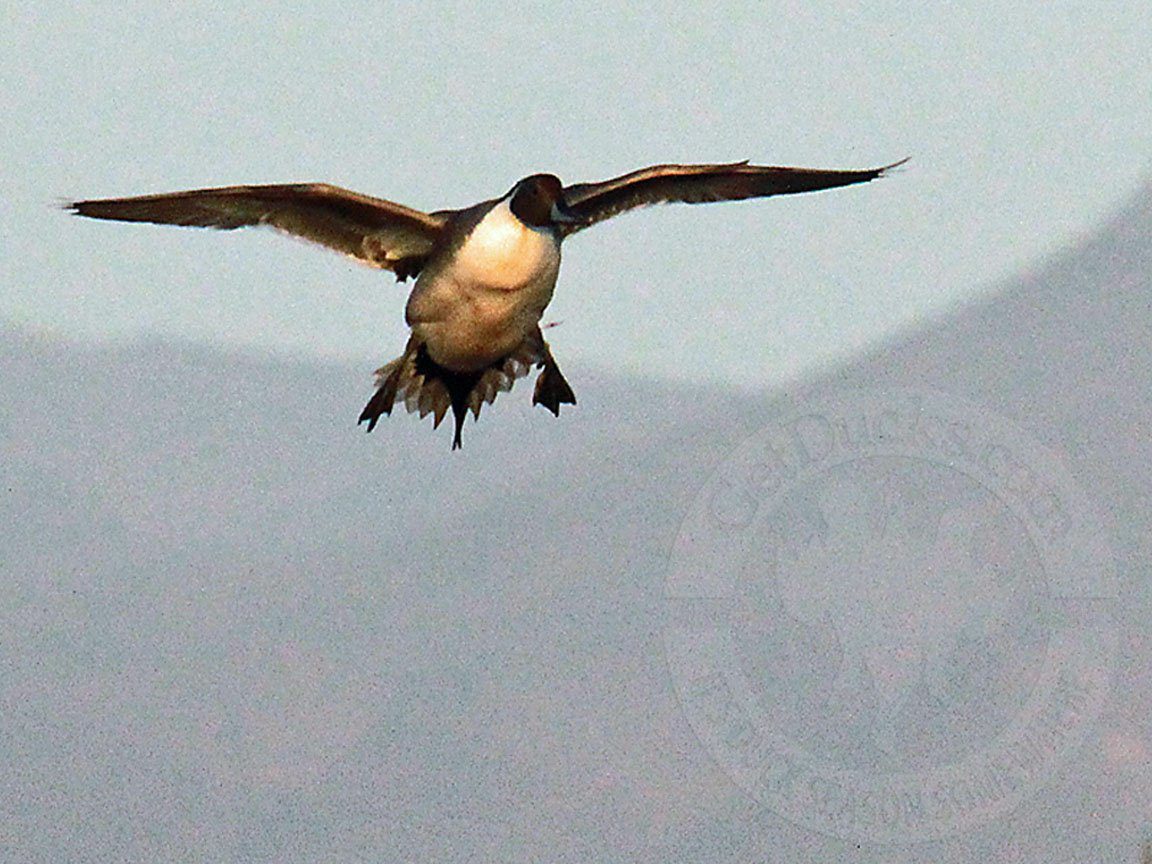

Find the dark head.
[{"left": 508, "top": 174, "right": 581, "bottom": 229}]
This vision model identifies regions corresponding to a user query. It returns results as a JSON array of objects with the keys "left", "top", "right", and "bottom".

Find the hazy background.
[{"left": 2, "top": 3, "right": 1152, "bottom": 862}]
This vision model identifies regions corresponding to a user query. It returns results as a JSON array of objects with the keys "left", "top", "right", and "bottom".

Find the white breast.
[{"left": 452, "top": 198, "right": 560, "bottom": 291}]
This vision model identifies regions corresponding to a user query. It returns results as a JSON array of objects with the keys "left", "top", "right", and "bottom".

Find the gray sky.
[{"left": 2, "top": 2, "right": 1151, "bottom": 390}]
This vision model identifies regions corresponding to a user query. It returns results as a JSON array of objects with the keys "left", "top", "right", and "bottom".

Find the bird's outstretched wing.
[
  {"left": 560, "top": 159, "right": 907, "bottom": 235},
  {"left": 67, "top": 183, "right": 450, "bottom": 280}
]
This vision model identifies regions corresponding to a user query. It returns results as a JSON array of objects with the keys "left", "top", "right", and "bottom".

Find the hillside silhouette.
[{"left": 3, "top": 182, "right": 1151, "bottom": 862}]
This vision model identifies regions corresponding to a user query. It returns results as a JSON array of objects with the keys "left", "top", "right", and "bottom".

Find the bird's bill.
[{"left": 550, "top": 199, "right": 583, "bottom": 225}]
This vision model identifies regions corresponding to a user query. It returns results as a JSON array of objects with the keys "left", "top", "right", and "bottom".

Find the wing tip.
[
  {"left": 62, "top": 197, "right": 132, "bottom": 221},
  {"left": 877, "top": 156, "right": 911, "bottom": 177}
]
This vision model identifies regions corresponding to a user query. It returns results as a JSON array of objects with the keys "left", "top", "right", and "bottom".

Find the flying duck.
[{"left": 68, "top": 158, "right": 904, "bottom": 449}]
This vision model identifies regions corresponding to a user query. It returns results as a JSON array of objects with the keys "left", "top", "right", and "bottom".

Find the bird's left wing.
[
  {"left": 560, "top": 159, "right": 906, "bottom": 236},
  {"left": 67, "top": 183, "right": 450, "bottom": 280}
]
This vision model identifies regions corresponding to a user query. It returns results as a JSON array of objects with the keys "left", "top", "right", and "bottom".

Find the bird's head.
[{"left": 508, "top": 174, "right": 582, "bottom": 229}]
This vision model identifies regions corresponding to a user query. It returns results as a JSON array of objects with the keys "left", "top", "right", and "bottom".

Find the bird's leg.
[{"left": 532, "top": 342, "right": 577, "bottom": 416}]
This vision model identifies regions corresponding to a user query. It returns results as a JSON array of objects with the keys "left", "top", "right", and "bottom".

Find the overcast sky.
[{"left": 2, "top": 3, "right": 1151, "bottom": 390}]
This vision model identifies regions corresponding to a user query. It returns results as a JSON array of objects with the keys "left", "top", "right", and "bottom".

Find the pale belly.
[
  {"left": 412, "top": 276, "right": 557, "bottom": 370},
  {"left": 406, "top": 201, "right": 562, "bottom": 372}
]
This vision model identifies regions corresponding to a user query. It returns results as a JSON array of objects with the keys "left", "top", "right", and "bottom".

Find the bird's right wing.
[
  {"left": 67, "top": 183, "right": 450, "bottom": 281},
  {"left": 560, "top": 159, "right": 907, "bottom": 236}
]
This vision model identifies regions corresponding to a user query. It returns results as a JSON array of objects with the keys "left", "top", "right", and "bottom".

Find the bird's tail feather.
[{"left": 358, "top": 333, "right": 571, "bottom": 449}]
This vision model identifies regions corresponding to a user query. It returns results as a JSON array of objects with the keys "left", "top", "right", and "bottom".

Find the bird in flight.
[{"left": 68, "top": 158, "right": 904, "bottom": 449}]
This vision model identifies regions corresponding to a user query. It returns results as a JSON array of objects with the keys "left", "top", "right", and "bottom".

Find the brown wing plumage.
[
  {"left": 66, "top": 183, "right": 450, "bottom": 279},
  {"left": 560, "top": 159, "right": 907, "bottom": 235}
]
